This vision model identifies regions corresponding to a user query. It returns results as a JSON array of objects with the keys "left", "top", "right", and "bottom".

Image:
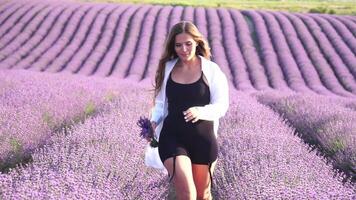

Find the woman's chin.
[{"left": 178, "top": 55, "right": 194, "bottom": 61}]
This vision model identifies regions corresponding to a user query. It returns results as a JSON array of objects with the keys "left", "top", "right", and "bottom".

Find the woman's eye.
[
  {"left": 186, "top": 43, "right": 192, "bottom": 46},
  {"left": 175, "top": 44, "right": 181, "bottom": 47}
]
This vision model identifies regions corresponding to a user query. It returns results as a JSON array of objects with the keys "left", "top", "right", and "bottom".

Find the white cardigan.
[{"left": 150, "top": 55, "right": 229, "bottom": 139}]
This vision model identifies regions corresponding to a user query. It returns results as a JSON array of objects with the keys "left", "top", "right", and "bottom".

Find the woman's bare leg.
[
  {"left": 192, "top": 160, "right": 217, "bottom": 200},
  {"left": 164, "top": 155, "right": 197, "bottom": 200}
]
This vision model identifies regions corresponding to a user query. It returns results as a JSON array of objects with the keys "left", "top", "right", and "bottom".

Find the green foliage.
[
  {"left": 283, "top": 176, "right": 300, "bottom": 188},
  {"left": 42, "top": 111, "right": 55, "bottom": 128},
  {"left": 81, "top": 0, "right": 356, "bottom": 15},
  {"left": 328, "top": 9, "right": 336, "bottom": 14},
  {"left": 282, "top": 100, "right": 296, "bottom": 115},
  {"left": 104, "top": 90, "right": 118, "bottom": 102},
  {"left": 10, "top": 138, "right": 22, "bottom": 154},
  {"left": 329, "top": 138, "right": 345, "bottom": 156},
  {"left": 309, "top": 6, "right": 336, "bottom": 14},
  {"left": 1, "top": 138, "right": 32, "bottom": 173},
  {"left": 84, "top": 101, "right": 96, "bottom": 116}
]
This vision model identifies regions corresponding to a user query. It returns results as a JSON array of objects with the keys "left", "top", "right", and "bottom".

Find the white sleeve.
[
  {"left": 197, "top": 66, "right": 229, "bottom": 121},
  {"left": 150, "top": 86, "right": 165, "bottom": 124}
]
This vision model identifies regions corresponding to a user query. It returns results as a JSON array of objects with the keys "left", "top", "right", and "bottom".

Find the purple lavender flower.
[{"left": 137, "top": 116, "right": 158, "bottom": 147}]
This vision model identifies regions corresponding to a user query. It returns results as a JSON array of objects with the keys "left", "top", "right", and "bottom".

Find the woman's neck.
[{"left": 179, "top": 56, "right": 200, "bottom": 70}]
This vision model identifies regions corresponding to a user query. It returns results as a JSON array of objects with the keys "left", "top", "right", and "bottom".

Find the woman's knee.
[
  {"left": 175, "top": 184, "right": 197, "bottom": 200},
  {"left": 163, "top": 157, "right": 175, "bottom": 177},
  {"left": 164, "top": 156, "right": 197, "bottom": 199},
  {"left": 197, "top": 188, "right": 211, "bottom": 200},
  {"left": 192, "top": 162, "right": 215, "bottom": 200}
]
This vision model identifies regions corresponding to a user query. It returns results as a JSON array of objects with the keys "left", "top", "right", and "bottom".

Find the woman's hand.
[
  {"left": 183, "top": 107, "right": 200, "bottom": 123},
  {"left": 145, "top": 121, "right": 156, "bottom": 142},
  {"left": 151, "top": 121, "right": 157, "bottom": 130}
]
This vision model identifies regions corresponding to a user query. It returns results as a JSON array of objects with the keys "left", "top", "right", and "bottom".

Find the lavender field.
[{"left": 0, "top": 0, "right": 355, "bottom": 199}]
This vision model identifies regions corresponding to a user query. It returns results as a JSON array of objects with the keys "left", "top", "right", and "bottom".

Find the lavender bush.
[
  {"left": 1, "top": 83, "right": 354, "bottom": 199},
  {"left": 0, "top": 68, "right": 119, "bottom": 171},
  {"left": 137, "top": 116, "right": 158, "bottom": 147},
  {"left": 272, "top": 11, "right": 335, "bottom": 96},
  {"left": 256, "top": 92, "right": 356, "bottom": 182},
  {"left": 0, "top": 1, "right": 354, "bottom": 96},
  {"left": 0, "top": 0, "right": 355, "bottom": 199},
  {"left": 0, "top": 78, "right": 169, "bottom": 199},
  {"left": 214, "top": 91, "right": 355, "bottom": 199},
  {"left": 238, "top": 10, "right": 289, "bottom": 92}
]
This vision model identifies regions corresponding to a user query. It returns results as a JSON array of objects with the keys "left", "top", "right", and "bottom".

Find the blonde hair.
[{"left": 153, "top": 21, "right": 211, "bottom": 98}]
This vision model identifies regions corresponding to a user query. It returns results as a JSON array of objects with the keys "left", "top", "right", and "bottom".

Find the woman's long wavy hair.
[{"left": 153, "top": 21, "right": 211, "bottom": 98}]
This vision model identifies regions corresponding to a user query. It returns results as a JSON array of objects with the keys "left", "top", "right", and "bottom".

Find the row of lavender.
[
  {"left": 0, "top": 73, "right": 354, "bottom": 198},
  {"left": 0, "top": 74, "right": 169, "bottom": 199},
  {"left": 0, "top": 68, "right": 126, "bottom": 172},
  {"left": 0, "top": 0, "right": 355, "bottom": 97},
  {"left": 256, "top": 91, "right": 356, "bottom": 182}
]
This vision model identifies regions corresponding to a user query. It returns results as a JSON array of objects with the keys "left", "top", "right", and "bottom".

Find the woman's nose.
[{"left": 182, "top": 45, "right": 188, "bottom": 52}]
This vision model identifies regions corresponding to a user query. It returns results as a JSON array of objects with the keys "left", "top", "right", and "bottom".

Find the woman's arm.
[
  {"left": 150, "top": 84, "right": 165, "bottom": 125},
  {"left": 198, "top": 67, "right": 229, "bottom": 120}
]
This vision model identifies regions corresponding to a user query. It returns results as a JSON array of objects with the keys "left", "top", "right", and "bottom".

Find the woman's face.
[{"left": 174, "top": 33, "right": 197, "bottom": 61}]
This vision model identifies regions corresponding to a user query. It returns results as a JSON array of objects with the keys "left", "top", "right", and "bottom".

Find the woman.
[{"left": 150, "top": 21, "right": 229, "bottom": 200}]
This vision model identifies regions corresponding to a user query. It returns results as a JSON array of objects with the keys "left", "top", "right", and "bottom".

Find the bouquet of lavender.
[{"left": 137, "top": 116, "right": 159, "bottom": 148}]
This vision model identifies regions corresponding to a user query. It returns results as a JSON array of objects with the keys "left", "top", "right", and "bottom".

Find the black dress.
[{"left": 158, "top": 70, "right": 218, "bottom": 185}]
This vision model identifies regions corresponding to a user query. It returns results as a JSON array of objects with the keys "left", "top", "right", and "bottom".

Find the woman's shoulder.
[
  {"left": 164, "top": 57, "right": 179, "bottom": 70},
  {"left": 166, "top": 57, "right": 179, "bottom": 65},
  {"left": 201, "top": 56, "right": 222, "bottom": 74}
]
